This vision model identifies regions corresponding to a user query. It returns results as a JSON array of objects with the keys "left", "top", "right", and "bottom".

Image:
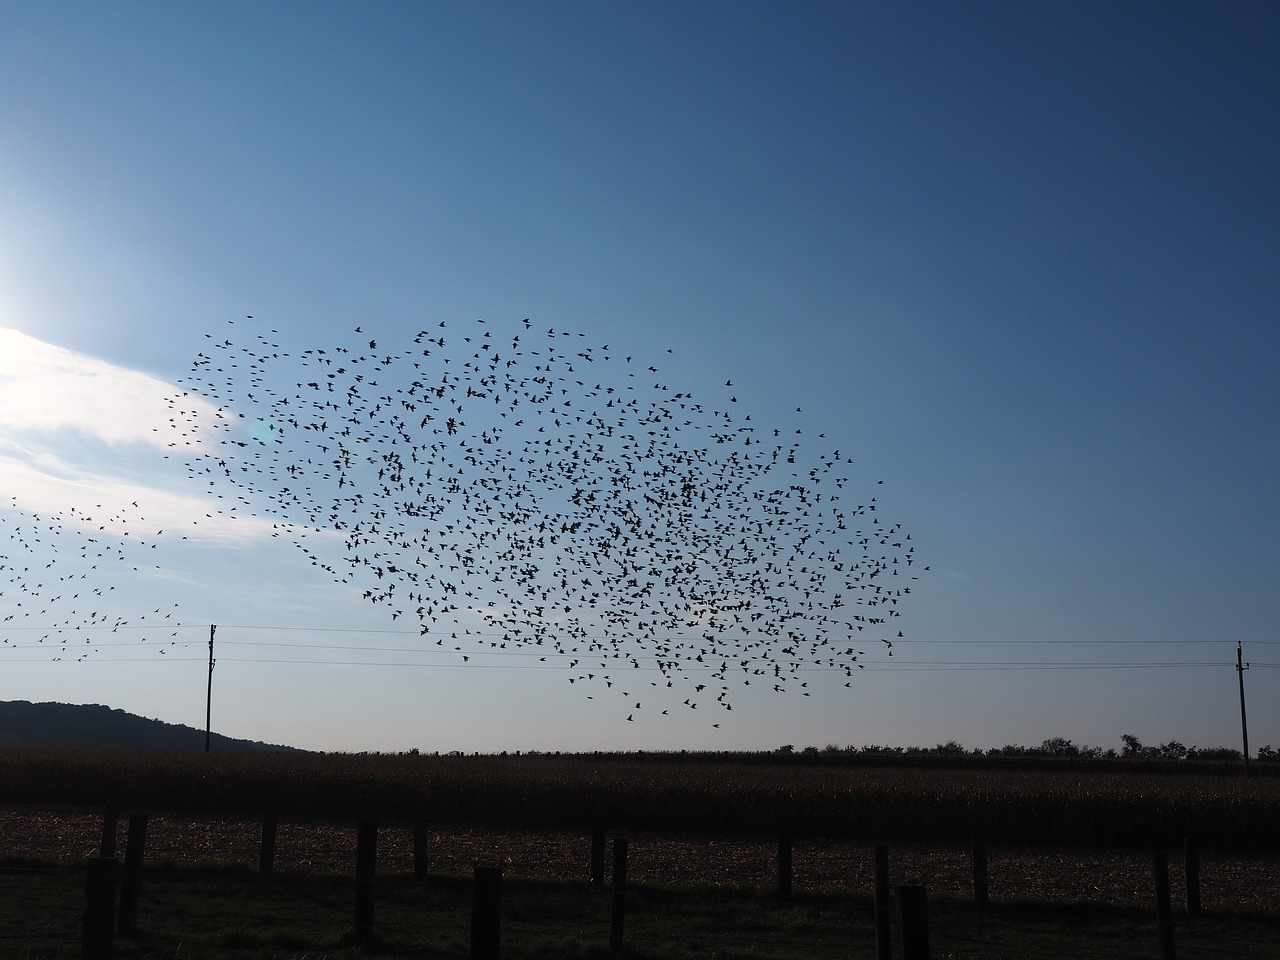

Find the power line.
[
  {"left": 0, "top": 636, "right": 1252, "bottom": 668},
  {"left": 6, "top": 620, "right": 1278, "bottom": 646},
  {"left": 0, "top": 653, "right": 1251, "bottom": 673},
  {"left": 4, "top": 622, "right": 1274, "bottom": 673}
]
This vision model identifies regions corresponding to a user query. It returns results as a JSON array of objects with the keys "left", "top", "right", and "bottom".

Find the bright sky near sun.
[{"left": 1, "top": 2, "right": 1277, "bottom": 755}]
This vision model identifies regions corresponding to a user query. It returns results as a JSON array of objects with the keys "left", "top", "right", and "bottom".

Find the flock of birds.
[
  {"left": 3, "top": 316, "right": 921, "bottom": 720},
  {"left": 1, "top": 496, "right": 182, "bottom": 658}
]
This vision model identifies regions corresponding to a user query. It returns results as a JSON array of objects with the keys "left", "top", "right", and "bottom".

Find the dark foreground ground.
[{"left": 1, "top": 807, "right": 1278, "bottom": 959}]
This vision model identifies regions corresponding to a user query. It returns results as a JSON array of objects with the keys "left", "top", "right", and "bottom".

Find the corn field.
[{"left": 0, "top": 749, "right": 1275, "bottom": 852}]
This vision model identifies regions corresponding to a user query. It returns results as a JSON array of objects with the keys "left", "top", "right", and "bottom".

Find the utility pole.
[
  {"left": 203, "top": 627, "right": 216, "bottom": 757},
  {"left": 1237, "top": 641, "right": 1250, "bottom": 776}
]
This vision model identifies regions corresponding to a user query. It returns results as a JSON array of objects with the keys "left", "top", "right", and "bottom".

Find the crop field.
[
  {"left": 0, "top": 748, "right": 1276, "bottom": 848},
  {"left": 0, "top": 750, "right": 1277, "bottom": 958}
]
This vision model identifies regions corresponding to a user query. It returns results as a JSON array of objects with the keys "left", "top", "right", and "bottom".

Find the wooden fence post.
[
  {"left": 354, "top": 817, "right": 377, "bottom": 942},
  {"left": 590, "top": 824, "right": 607, "bottom": 889},
  {"left": 1153, "top": 852, "right": 1176, "bottom": 960},
  {"left": 896, "top": 884, "right": 930, "bottom": 960},
  {"left": 99, "top": 808, "right": 118, "bottom": 858},
  {"left": 117, "top": 815, "right": 148, "bottom": 935},
  {"left": 1184, "top": 836, "right": 1201, "bottom": 919},
  {"left": 972, "top": 828, "right": 988, "bottom": 911},
  {"left": 777, "top": 826, "right": 793, "bottom": 899},
  {"left": 82, "top": 857, "right": 118, "bottom": 960},
  {"left": 356, "top": 817, "right": 378, "bottom": 879},
  {"left": 873, "top": 843, "right": 891, "bottom": 960},
  {"left": 259, "top": 814, "right": 278, "bottom": 876},
  {"left": 413, "top": 816, "right": 429, "bottom": 880},
  {"left": 610, "top": 836, "right": 629, "bottom": 952},
  {"left": 470, "top": 865, "right": 502, "bottom": 960}
]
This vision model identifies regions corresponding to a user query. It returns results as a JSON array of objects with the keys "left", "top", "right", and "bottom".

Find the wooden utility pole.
[
  {"left": 1237, "top": 641, "right": 1250, "bottom": 776},
  {"left": 205, "top": 625, "right": 216, "bottom": 752}
]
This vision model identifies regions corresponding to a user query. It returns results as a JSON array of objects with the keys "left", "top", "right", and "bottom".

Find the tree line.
[{"left": 777, "top": 734, "right": 1276, "bottom": 762}]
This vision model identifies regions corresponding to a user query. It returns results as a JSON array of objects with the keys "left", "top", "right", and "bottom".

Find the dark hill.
[{"left": 0, "top": 700, "right": 300, "bottom": 752}]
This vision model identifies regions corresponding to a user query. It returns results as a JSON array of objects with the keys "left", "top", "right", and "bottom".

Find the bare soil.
[{"left": 2, "top": 806, "right": 1275, "bottom": 912}]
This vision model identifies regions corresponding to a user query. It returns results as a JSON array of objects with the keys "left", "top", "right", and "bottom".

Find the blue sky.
[{"left": 1, "top": 2, "right": 1277, "bottom": 754}]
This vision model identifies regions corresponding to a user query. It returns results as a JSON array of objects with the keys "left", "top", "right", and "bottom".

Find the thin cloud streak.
[
  {"left": 0, "top": 327, "right": 214, "bottom": 448},
  {"left": 1, "top": 450, "right": 275, "bottom": 545},
  {"left": 0, "top": 327, "right": 274, "bottom": 544}
]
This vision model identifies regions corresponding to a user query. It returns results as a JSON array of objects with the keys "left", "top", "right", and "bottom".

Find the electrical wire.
[{"left": 2, "top": 622, "right": 1273, "bottom": 672}]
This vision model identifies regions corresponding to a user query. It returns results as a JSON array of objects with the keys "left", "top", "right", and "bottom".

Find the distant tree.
[
  {"left": 1257, "top": 745, "right": 1278, "bottom": 762},
  {"left": 990, "top": 743, "right": 1032, "bottom": 757},
  {"left": 1188, "top": 746, "right": 1242, "bottom": 762},
  {"left": 1121, "top": 733, "right": 1144, "bottom": 758},
  {"left": 1041, "top": 737, "right": 1079, "bottom": 757}
]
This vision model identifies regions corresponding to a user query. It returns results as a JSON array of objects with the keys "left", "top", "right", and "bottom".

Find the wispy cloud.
[
  {"left": 0, "top": 328, "right": 204, "bottom": 447},
  {"left": 0, "top": 327, "right": 274, "bottom": 543}
]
